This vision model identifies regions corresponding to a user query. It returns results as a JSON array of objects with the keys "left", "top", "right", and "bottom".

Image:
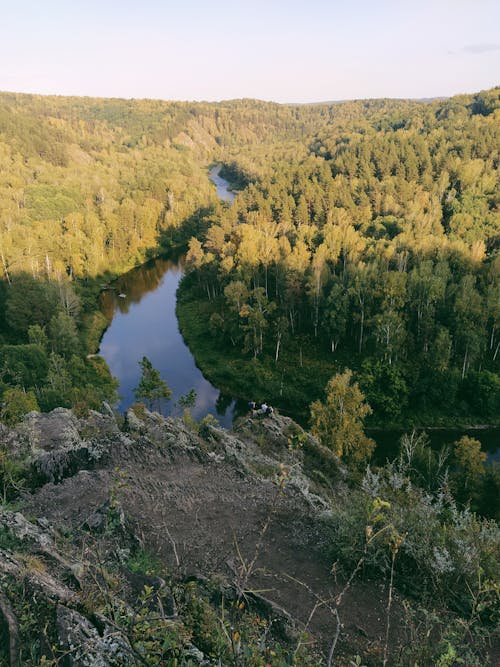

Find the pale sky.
[{"left": 0, "top": 0, "right": 498, "bottom": 103}]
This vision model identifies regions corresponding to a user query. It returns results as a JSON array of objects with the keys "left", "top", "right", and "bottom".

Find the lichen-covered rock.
[
  {"left": 3, "top": 405, "right": 350, "bottom": 662},
  {"left": 0, "top": 408, "right": 123, "bottom": 483},
  {"left": 0, "top": 548, "right": 76, "bottom": 603},
  {"left": 0, "top": 509, "right": 54, "bottom": 550},
  {"left": 56, "top": 605, "right": 137, "bottom": 666},
  {"left": 20, "top": 408, "right": 82, "bottom": 453}
]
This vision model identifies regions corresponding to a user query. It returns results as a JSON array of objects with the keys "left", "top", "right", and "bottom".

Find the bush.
[{"left": 0, "top": 387, "right": 39, "bottom": 426}]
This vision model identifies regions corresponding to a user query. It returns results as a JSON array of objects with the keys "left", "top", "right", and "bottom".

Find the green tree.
[
  {"left": 0, "top": 387, "right": 39, "bottom": 426},
  {"left": 37, "top": 353, "right": 73, "bottom": 411},
  {"left": 27, "top": 324, "right": 49, "bottom": 350},
  {"left": 452, "top": 436, "right": 486, "bottom": 505},
  {"left": 310, "top": 369, "right": 375, "bottom": 465},
  {"left": 134, "top": 356, "right": 172, "bottom": 412},
  {"left": 359, "top": 359, "right": 408, "bottom": 421},
  {"left": 48, "top": 311, "right": 81, "bottom": 358},
  {"left": 0, "top": 344, "right": 49, "bottom": 388},
  {"left": 5, "top": 274, "right": 59, "bottom": 335},
  {"left": 323, "top": 279, "right": 348, "bottom": 353}
]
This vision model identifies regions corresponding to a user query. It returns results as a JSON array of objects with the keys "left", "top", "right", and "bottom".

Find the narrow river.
[
  {"left": 98, "top": 166, "right": 238, "bottom": 427},
  {"left": 99, "top": 167, "right": 499, "bottom": 458}
]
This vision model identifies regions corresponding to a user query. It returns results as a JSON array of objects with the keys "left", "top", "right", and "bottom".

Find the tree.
[
  {"left": 323, "top": 279, "right": 348, "bottom": 353},
  {"left": 0, "top": 344, "right": 49, "bottom": 389},
  {"left": 48, "top": 312, "right": 80, "bottom": 358},
  {"left": 273, "top": 315, "right": 289, "bottom": 362},
  {"left": 452, "top": 436, "right": 486, "bottom": 505},
  {"left": 134, "top": 357, "right": 172, "bottom": 412},
  {"left": 0, "top": 387, "right": 39, "bottom": 426},
  {"left": 359, "top": 359, "right": 408, "bottom": 421},
  {"left": 5, "top": 274, "right": 60, "bottom": 336},
  {"left": 310, "top": 369, "right": 375, "bottom": 465},
  {"left": 452, "top": 275, "right": 485, "bottom": 379}
]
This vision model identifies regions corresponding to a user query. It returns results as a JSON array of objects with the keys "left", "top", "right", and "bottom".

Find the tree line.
[
  {"left": 182, "top": 88, "right": 499, "bottom": 424},
  {"left": 0, "top": 87, "right": 498, "bottom": 425}
]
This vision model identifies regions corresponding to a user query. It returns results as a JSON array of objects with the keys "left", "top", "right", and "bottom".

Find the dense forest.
[
  {"left": 0, "top": 89, "right": 499, "bottom": 666},
  {"left": 181, "top": 89, "right": 500, "bottom": 426},
  {"left": 0, "top": 88, "right": 498, "bottom": 425}
]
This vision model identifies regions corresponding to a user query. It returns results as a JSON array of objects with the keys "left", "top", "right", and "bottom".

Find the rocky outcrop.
[
  {"left": 0, "top": 406, "right": 364, "bottom": 665},
  {"left": 56, "top": 605, "right": 137, "bottom": 667},
  {"left": 3, "top": 407, "right": 123, "bottom": 483}
]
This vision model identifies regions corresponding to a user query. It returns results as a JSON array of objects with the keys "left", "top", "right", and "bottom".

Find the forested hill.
[
  {"left": 0, "top": 88, "right": 498, "bottom": 424},
  {"left": 180, "top": 87, "right": 500, "bottom": 426},
  {"left": 0, "top": 88, "right": 498, "bottom": 280},
  {"left": 0, "top": 89, "right": 499, "bottom": 666}
]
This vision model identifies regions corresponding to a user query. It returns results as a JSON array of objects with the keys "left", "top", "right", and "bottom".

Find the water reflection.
[
  {"left": 98, "top": 169, "right": 240, "bottom": 427},
  {"left": 100, "top": 253, "right": 185, "bottom": 319},
  {"left": 99, "top": 254, "right": 238, "bottom": 427},
  {"left": 209, "top": 165, "right": 236, "bottom": 203}
]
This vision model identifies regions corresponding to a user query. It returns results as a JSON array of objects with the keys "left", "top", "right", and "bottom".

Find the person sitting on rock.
[
  {"left": 266, "top": 405, "right": 274, "bottom": 416},
  {"left": 248, "top": 400, "right": 257, "bottom": 416},
  {"left": 260, "top": 401, "right": 268, "bottom": 416}
]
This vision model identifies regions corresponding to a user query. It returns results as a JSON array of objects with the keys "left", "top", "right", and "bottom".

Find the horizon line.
[{"left": 1, "top": 85, "right": 498, "bottom": 107}]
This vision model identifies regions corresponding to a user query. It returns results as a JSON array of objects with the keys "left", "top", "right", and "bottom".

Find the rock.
[
  {"left": 0, "top": 548, "right": 77, "bottom": 604},
  {"left": 56, "top": 605, "right": 137, "bottom": 666},
  {"left": 20, "top": 408, "right": 81, "bottom": 453},
  {"left": 0, "top": 510, "right": 79, "bottom": 597},
  {"left": 7, "top": 406, "right": 347, "bottom": 659},
  {"left": 0, "top": 509, "right": 54, "bottom": 550},
  {"left": 83, "top": 500, "right": 111, "bottom": 532},
  {"left": 184, "top": 644, "right": 210, "bottom": 665},
  {"left": 124, "top": 408, "right": 145, "bottom": 432},
  {"left": 8, "top": 409, "right": 123, "bottom": 483}
]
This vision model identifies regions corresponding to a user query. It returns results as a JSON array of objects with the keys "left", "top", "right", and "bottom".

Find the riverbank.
[
  {"left": 176, "top": 280, "right": 500, "bottom": 446},
  {"left": 83, "top": 162, "right": 225, "bottom": 355}
]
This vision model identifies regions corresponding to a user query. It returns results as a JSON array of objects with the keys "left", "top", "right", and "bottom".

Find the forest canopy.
[{"left": 0, "top": 87, "right": 498, "bottom": 425}]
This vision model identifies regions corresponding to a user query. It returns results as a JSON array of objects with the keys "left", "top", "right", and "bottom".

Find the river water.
[
  {"left": 99, "top": 167, "right": 499, "bottom": 457},
  {"left": 98, "top": 166, "right": 238, "bottom": 427}
]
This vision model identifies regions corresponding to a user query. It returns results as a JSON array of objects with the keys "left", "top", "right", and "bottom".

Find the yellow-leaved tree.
[{"left": 310, "top": 369, "right": 375, "bottom": 465}]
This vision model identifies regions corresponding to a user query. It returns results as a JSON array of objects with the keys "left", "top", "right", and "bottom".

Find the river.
[
  {"left": 98, "top": 166, "right": 499, "bottom": 458},
  {"left": 98, "top": 166, "right": 238, "bottom": 427}
]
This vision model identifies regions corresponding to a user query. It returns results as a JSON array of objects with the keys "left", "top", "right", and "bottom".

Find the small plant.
[
  {"left": 198, "top": 413, "right": 218, "bottom": 439},
  {"left": 127, "top": 548, "right": 163, "bottom": 576},
  {"left": 134, "top": 356, "right": 171, "bottom": 412},
  {"left": 130, "top": 401, "right": 146, "bottom": 420},
  {"left": 0, "top": 449, "right": 27, "bottom": 503},
  {"left": 177, "top": 388, "right": 197, "bottom": 409}
]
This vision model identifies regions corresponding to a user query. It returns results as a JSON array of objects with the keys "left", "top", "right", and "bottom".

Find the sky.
[{"left": 0, "top": 0, "right": 498, "bottom": 103}]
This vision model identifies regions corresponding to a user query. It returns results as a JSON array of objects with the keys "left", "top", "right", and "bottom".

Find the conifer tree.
[{"left": 134, "top": 357, "right": 172, "bottom": 412}]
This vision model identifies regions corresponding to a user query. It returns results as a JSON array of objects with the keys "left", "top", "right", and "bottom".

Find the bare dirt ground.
[{"left": 23, "top": 412, "right": 394, "bottom": 661}]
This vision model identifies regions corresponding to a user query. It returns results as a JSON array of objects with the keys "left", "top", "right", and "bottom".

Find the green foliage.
[
  {"left": 0, "top": 343, "right": 49, "bottom": 388},
  {"left": 27, "top": 324, "right": 48, "bottom": 350},
  {"left": 197, "top": 413, "right": 218, "bottom": 439},
  {"left": 323, "top": 457, "right": 499, "bottom": 664},
  {"left": 4, "top": 275, "right": 60, "bottom": 336},
  {"left": 358, "top": 358, "right": 409, "bottom": 422},
  {"left": 127, "top": 548, "right": 163, "bottom": 576},
  {"left": 47, "top": 311, "right": 80, "bottom": 358},
  {"left": 397, "top": 430, "right": 450, "bottom": 494},
  {"left": 0, "top": 387, "right": 39, "bottom": 425},
  {"left": 0, "top": 449, "right": 26, "bottom": 502},
  {"left": 134, "top": 356, "right": 172, "bottom": 411},
  {"left": 1, "top": 87, "right": 498, "bottom": 429},
  {"left": 451, "top": 435, "right": 487, "bottom": 507},
  {"left": 177, "top": 388, "right": 197, "bottom": 408},
  {"left": 310, "top": 369, "right": 375, "bottom": 465}
]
